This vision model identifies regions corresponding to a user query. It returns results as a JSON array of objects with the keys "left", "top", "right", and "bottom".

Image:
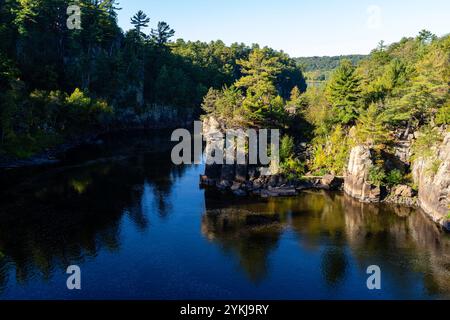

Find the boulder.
[
  {"left": 320, "top": 174, "right": 343, "bottom": 190},
  {"left": 248, "top": 166, "right": 260, "bottom": 180},
  {"left": 392, "top": 184, "right": 414, "bottom": 198},
  {"left": 253, "top": 178, "right": 264, "bottom": 189}
]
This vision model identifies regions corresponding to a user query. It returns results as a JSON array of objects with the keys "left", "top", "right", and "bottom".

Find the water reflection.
[
  {"left": 0, "top": 135, "right": 186, "bottom": 292},
  {"left": 0, "top": 131, "right": 449, "bottom": 299},
  {"left": 201, "top": 191, "right": 450, "bottom": 296}
]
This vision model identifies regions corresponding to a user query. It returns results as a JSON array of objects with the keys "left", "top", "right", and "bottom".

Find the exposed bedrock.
[
  {"left": 412, "top": 132, "right": 450, "bottom": 230},
  {"left": 344, "top": 146, "right": 381, "bottom": 203}
]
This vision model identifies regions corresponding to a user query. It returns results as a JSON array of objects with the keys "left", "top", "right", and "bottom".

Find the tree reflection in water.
[
  {"left": 0, "top": 131, "right": 187, "bottom": 293},
  {"left": 0, "top": 131, "right": 449, "bottom": 298},
  {"left": 202, "top": 191, "right": 450, "bottom": 295}
]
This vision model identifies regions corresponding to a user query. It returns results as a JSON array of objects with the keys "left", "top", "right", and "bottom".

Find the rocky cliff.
[
  {"left": 201, "top": 116, "right": 343, "bottom": 196},
  {"left": 343, "top": 145, "right": 380, "bottom": 203},
  {"left": 115, "top": 104, "right": 195, "bottom": 129},
  {"left": 412, "top": 132, "right": 450, "bottom": 230}
]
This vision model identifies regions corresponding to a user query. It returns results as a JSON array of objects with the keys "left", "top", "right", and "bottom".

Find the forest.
[
  {"left": 203, "top": 29, "right": 449, "bottom": 186},
  {"left": 295, "top": 54, "right": 367, "bottom": 82},
  {"left": 0, "top": 0, "right": 449, "bottom": 187},
  {"left": 0, "top": 0, "right": 306, "bottom": 159}
]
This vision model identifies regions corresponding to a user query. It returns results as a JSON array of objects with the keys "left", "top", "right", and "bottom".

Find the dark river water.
[{"left": 0, "top": 131, "right": 449, "bottom": 300}]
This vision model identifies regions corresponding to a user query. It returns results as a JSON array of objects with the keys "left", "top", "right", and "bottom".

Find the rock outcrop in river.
[
  {"left": 200, "top": 116, "right": 343, "bottom": 197},
  {"left": 412, "top": 132, "right": 450, "bottom": 230},
  {"left": 344, "top": 131, "right": 450, "bottom": 231},
  {"left": 343, "top": 145, "right": 380, "bottom": 203}
]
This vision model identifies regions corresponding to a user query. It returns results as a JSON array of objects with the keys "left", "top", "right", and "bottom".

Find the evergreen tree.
[
  {"left": 326, "top": 59, "right": 362, "bottom": 125},
  {"left": 151, "top": 21, "right": 175, "bottom": 46},
  {"left": 130, "top": 10, "right": 150, "bottom": 38},
  {"left": 235, "top": 48, "right": 283, "bottom": 126},
  {"left": 285, "top": 86, "right": 302, "bottom": 114},
  {"left": 355, "top": 103, "right": 390, "bottom": 149}
]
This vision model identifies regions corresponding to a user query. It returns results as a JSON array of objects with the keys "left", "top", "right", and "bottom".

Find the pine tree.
[
  {"left": 355, "top": 103, "right": 390, "bottom": 149},
  {"left": 151, "top": 22, "right": 175, "bottom": 46},
  {"left": 285, "top": 86, "right": 301, "bottom": 114},
  {"left": 130, "top": 10, "right": 150, "bottom": 38},
  {"left": 326, "top": 59, "right": 362, "bottom": 125},
  {"left": 235, "top": 48, "right": 283, "bottom": 127}
]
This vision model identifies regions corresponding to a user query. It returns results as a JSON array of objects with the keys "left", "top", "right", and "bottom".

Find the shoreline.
[{"left": 200, "top": 173, "right": 449, "bottom": 232}]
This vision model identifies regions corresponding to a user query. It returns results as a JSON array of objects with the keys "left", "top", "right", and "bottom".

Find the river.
[{"left": 0, "top": 130, "right": 449, "bottom": 299}]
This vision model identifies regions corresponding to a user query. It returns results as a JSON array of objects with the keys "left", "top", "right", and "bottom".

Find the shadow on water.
[
  {"left": 0, "top": 130, "right": 187, "bottom": 293},
  {"left": 201, "top": 191, "right": 450, "bottom": 297},
  {"left": 0, "top": 130, "right": 449, "bottom": 298}
]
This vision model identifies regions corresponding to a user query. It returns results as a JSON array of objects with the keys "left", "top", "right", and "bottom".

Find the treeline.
[
  {"left": 202, "top": 30, "right": 449, "bottom": 183},
  {"left": 0, "top": 0, "right": 307, "bottom": 158},
  {"left": 295, "top": 54, "right": 367, "bottom": 81},
  {"left": 301, "top": 30, "right": 449, "bottom": 183},
  {"left": 295, "top": 54, "right": 367, "bottom": 72}
]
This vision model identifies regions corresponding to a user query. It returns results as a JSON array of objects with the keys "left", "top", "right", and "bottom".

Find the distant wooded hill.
[{"left": 295, "top": 55, "right": 367, "bottom": 81}]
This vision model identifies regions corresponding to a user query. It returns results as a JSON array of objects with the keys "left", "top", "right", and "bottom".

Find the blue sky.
[{"left": 117, "top": 0, "right": 450, "bottom": 57}]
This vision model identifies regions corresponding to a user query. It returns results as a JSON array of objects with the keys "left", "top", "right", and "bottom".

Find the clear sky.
[{"left": 117, "top": 0, "right": 450, "bottom": 57}]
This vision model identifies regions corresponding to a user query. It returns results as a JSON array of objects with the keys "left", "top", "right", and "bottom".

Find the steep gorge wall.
[
  {"left": 412, "top": 132, "right": 450, "bottom": 230},
  {"left": 115, "top": 104, "right": 195, "bottom": 129},
  {"left": 344, "top": 132, "right": 450, "bottom": 230}
]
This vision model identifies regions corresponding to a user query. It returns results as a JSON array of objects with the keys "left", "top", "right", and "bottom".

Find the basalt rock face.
[
  {"left": 202, "top": 116, "right": 255, "bottom": 187},
  {"left": 344, "top": 146, "right": 380, "bottom": 203},
  {"left": 201, "top": 116, "right": 344, "bottom": 197},
  {"left": 115, "top": 104, "right": 195, "bottom": 129},
  {"left": 412, "top": 132, "right": 450, "bottom": 230}
]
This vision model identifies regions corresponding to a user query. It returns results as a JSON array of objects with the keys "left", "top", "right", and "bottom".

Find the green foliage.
[
  {"left": 285, "top": 86, "right": 302, "bottom": 114},
  {"left": 280, "top": 135, "right": 295, "bottom": 162},
  {"left": 151, "top": 21, "right": 175, "bottom": 46},
  {"left": 411, "top": 126, "right": 443, "bottom": 159},
  {"left": 201, "top": 86, "right": 243, "bottom": 124},
  {"left": 302, "top": 86, "right": 335, "bottom": 136},
  {"left": 280, "top": 157, "right": 305, "bottom": 181},
  {"left": 326, "top": 59, "right": 362, "bottom": 124},
  {"left": 435, "top": 101, "right": 450, "bottom": 125},
  {"left": 300, "top": 32, "right": 449, "bottom": 175},
  {"left": 295, "top": 55, "right": 367, "bottom": 73},
  {"left": 427, "top": 159, "right": 442, "bottom": 176},
  {"left": 368, "top": 165, "right": 386, "bottom": 187},
  {"left": 360, "top": 33, "right": 449, "bottom": 127},
  {"left": 309, "top": 125, "right": 350, "bottom": 175},
  {"left": 385, "top": 169, "right": 403, "bottom": 186},
  {"left": 2, "top": 131, "right": 63, "bottom": 159},
  {"left": 354, "top": 103, "right": 391, "bottom": 148},
  {"left": 1, "top": 2, "right": 306, "bottom": 158},
  {"left": 130, "top": 10, "right": 150, "bottom": 37},
  {"left": 201, "top": 47, "right": 306, "bottom": 128},
  {"left": 235, "top": 48, "right": 283, "bottom": 126}
]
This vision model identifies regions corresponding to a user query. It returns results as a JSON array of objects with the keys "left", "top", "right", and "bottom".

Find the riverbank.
[{"left": 0, "top": 133, "right": 104, "bottom": 169}]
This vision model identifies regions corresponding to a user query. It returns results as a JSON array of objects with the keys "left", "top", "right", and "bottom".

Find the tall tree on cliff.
[
  {"left": 151, "top": 21, "right": 175, "bottom": 47},
  {"left": 235, "top": 48, "right": 284, "bottom": 127},
  {"left": 130, "top": 10, "right": 150, "bottom": 39},
  {"left": 326, "top": 59, "right": 362, "bottom": 125},
  {"left": 130, "top": 10, "right": 150, "bottom": 107}
]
